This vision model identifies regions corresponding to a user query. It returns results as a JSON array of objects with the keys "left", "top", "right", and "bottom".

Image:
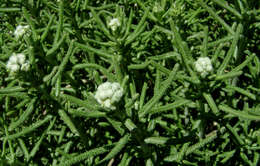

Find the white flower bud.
[
  {"left": 111, "top": 90, "right": 123, "bottom": 103},
  {"left": 94, "top": 82, "right": 123, "bottom": 110},
  {"left": 6, "top": 61, "right": 13, "bottom": 69},
  {"left": 100, "top": 89, "right": 114, "bottom": 100},
  {"left": 94, "top": 93, "right": 102, "bottom": 104},
  {"left": 14, "top": 25, "right": 30, "bottom": 39},
  {"left": 6, "top": 53, "right": 30, "bottom": 73},
  {"left": 16, "top": 53, "right": 26, "bottom": 65},
  {"left": 8, "top": 64, "right": 20, "bottom": 72},
  {"left": 111, "top": 82, "right": 121, "bottom": 91},
  {"left": 194, "top": 57, "right": 213, "bottom": 77},
  {"left": 108, "top": 18, "right": 120, "bottom": 31},
  {"left": 98, "top": 82, "right": 111, "bottom": 91},
  {"left": 9, "top": 54, "right": 18, "bottom": 64},
  {"left": 103, "top": 99, "right": 112, "bottom": 108}
]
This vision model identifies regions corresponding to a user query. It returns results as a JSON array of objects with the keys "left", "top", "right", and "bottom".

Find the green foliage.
[{"left": 0, "top": 0, "right": 259, "bottom": 165}]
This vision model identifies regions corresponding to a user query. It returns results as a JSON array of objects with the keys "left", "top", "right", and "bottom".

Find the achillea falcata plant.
[{"left": 0, "top": 0, "right": 259, "bottom": 165}]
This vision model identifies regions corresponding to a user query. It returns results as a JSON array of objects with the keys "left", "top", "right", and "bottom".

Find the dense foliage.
[{"left": 0, "top": 0, "right": 260, "bottom": 165}]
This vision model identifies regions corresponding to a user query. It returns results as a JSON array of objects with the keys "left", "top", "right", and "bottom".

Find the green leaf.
[
  {"left": 203, "top": 93, "right": 220, "bottom": 115},
  {"left": 59, "top": 144, "right": 114, "bottom": 166},
  {"left": 144, "top": 136, "right": 169, "bottom": 145},
  {"left": 58, "top": 109, "right": 79, "bottom": 135},
  {"left": 139, "top": 64, "right": 179, "bottom": 118},
  {"left": 149, "top": 99, "right": 190, "bottom": 115},
  {"left": 0, "top": 86, "right": 25, "bottom": 94},
  {"left": 60, "top": 94, "right": 101, "bottom": 111},
  {"left": 67, "top": 109, "right": 106, "bottom": 118},
  {"left": 219, "top": 105, "right": 260, "bottom": 120},
  {"left": 4, "top": 115, "right": 52, "bottom": 140},
  {"left": 8, "top": 98, "right": 37, "bottom": 131},
  {"left": 98, "top": 134, "right": 130, "bottom": 164},
  {"left": 198, "top": 0, "right": 235, "bottom": 34},
  {"left": 186, "top": 131, "right": 217, "bottom": 156}
]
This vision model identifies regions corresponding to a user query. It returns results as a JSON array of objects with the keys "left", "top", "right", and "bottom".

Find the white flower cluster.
[
  {"left": 194, "top": 57, "right": 213, "bottom": 77},
  {"left": 95, "top": 82, "right": 123, "bottom": 110},
  {"left": 108, "top": 18, "right": 120, "bottom": 31},
  {"left": 6, "top": 53, "right": 30, "bottom": 73},
  {"left": 14, "top": 25, "right": 30, "bottom": 39}
]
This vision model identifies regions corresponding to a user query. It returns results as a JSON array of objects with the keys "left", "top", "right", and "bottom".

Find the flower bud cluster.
[
  {"left": 6, "top": 53, "right": 30, "bottom": 73},
  {"left": 194, "top": 57, "right": 213, "bottom": 77},
  {"left": 94, "top": 82, "right": 123, "bottom": 110},
  {"left": 108, "top": 18, "right": 120, "bottom": 31},
  {"left": 14, "top": 25, "right": 30, "bottom": 39}
]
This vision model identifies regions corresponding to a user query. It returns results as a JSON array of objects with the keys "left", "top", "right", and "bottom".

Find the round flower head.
[
  {"left": 6, "top": 53, "right": 30, "bottom": 73},
  {"left": 108, "top": 18, "right": 120, "bottom": 31},
  {"left": 14, "top": 25, "right": 30, "bottom": 39},
  {"left": 194, "top": 57, "right": 213, "bottom": 77},
  {"left": 95, "top": 82, "right": 123, "bottom": 110}
]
